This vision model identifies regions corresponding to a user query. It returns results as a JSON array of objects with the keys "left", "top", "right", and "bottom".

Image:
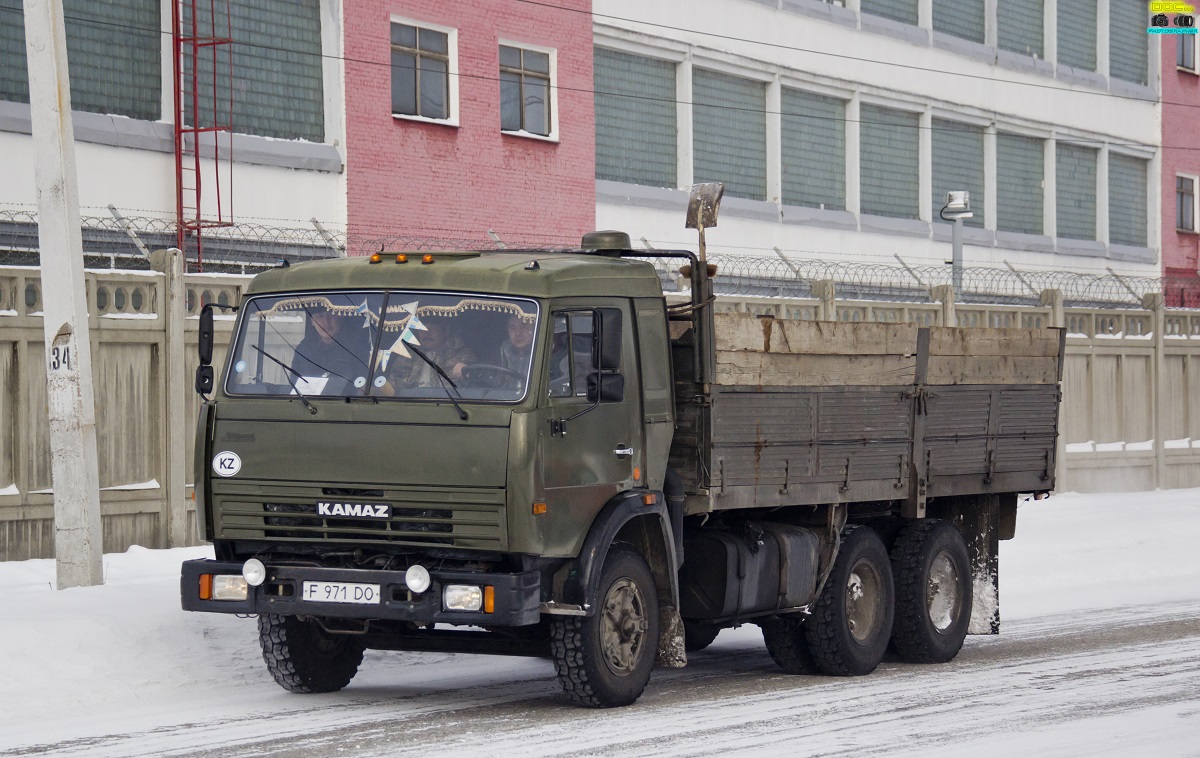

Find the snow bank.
[
  {"left": 999, "top": 488, "right": 1200, "bottom": 620},
  {"left": 1, "top": 489, "right": 1199, "bottom": 754}
]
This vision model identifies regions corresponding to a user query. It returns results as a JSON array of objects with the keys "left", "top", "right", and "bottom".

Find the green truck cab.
[{"left": 182, "top": 228, "right": 1063, "bottom": 708}]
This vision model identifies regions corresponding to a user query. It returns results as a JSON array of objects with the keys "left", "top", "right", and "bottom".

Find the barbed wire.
[
  {"left": 634, "top": 253, "right": 1175, "bottom": 309},
  {"left": 0, "top": 209, "right": 343, "bottom": 271},
  {"left": 4, "top": 209, "right": 1198, "bottom": 309}
]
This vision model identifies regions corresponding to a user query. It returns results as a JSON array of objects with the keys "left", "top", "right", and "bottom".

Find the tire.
[
  {"left": 890, "top": 519, "right": 973, "bottom": 664},
  {"left": 550, "top": 545, "right": 660, "bottom": 707},
  {"left": 803, "top": 525, "right": 894, "bottom": 676},
  {"left": 683, "top": 621, "right": 721, "bottom": 652},
  {"left": 258, "top": 614, "right": 365, "bottom": 694},
  {"left": 760, "top": 616, "right": 813, "bottom": 674}
]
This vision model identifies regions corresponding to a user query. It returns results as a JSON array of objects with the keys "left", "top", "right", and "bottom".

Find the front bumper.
[{"left": 180, "top": 559, "right": 541, "bottom": 626}]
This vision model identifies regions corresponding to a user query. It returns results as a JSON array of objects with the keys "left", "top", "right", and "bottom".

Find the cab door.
[{"left": 538, "top": 301, "right": 642, "bottom": 555}]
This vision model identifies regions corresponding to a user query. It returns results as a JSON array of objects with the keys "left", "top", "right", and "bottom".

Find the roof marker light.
[
  {"left": 422, "top": 254, "right": 434, "bottom": 265},
  {"left": 369, "top": 253, "right": 382, "bottom": 264},
  {"left": 396, "top": 254, "right": 408, "bottom": 264}
]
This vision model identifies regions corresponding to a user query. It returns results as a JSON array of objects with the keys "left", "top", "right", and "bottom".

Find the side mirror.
[
  {"left": 195, "top": 365, "right": 214, "bottom": 395},
  {"left": 586, "top": 371, "right": 624, "bottom": 403},
  {"left": 592, "top": 308, "right": 622, "bottom": 371},
  {"left": 198, "top": 304, "right": 214, "bottom": 366}
]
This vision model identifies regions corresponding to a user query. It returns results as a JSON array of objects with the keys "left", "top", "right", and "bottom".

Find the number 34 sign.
[{"left": 49, "top": 345, "right": 72, "bottom": 371}]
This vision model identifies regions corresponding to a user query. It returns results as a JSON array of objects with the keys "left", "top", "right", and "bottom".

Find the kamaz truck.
[{"left": 182, "top": 197, "right": 1063, "bottom": 708}]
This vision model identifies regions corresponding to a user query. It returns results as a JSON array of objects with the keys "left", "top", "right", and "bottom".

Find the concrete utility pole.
[{"left": 24, "top": 0, "right": 104, "bottom": 587}]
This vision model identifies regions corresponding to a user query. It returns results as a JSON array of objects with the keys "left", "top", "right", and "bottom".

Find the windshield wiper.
[
  {"left": 252, "top": 346, "right": 318, "bottom": 415},
  {"left": 407, "top": 343, "right": 469, "bottom": 421}
]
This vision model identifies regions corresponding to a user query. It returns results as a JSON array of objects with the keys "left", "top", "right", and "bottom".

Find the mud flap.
[
  {"left": 657, "top": 604, "right": 687, "bottom": 668},
  {"left": 928, "top": 493, "right": 1005, "bottom": 635}
]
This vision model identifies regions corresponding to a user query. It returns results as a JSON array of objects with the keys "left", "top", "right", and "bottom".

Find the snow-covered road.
[{"left": 3, "top": 489, "right": 1199, "bottom": 757}]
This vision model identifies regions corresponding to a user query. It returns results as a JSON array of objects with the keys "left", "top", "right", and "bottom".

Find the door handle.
[{"left": 614, "top": 446, "right": 634, "bottom": 458}]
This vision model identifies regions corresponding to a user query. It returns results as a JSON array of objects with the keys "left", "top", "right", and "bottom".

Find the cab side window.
[{"left": 548, "top": 312, "right": 596, "bottom": 397}]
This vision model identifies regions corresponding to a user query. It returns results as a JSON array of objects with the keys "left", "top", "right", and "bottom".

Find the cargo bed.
[{"left": 670, "top": 315, "right": 1065, "bottom": 516}]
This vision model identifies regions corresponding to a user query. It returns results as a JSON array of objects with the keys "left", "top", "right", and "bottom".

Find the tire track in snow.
[{"left": 9, "top": 602, "right": 1200, "bottom": 757}]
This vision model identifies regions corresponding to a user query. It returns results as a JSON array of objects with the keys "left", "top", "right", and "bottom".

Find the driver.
[
  {"left": 292, "top": 306, "right": 369, "bottom": 387},
  {"left": 389, "top": 315, "right": 475, "bottom": 387}
]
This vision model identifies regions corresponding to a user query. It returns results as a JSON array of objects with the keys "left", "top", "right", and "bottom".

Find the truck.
[{"left": 182, "top": 195, "right": 1064, "bottom": 708}]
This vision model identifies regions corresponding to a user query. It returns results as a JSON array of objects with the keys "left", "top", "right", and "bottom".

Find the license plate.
[{"left": 301, "top": 581, "right": 381, "bottom": 605}]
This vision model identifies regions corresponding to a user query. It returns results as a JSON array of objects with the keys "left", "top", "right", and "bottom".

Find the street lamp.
[{"left": 940, "top": 191, "right": 973, "bottom": 295}]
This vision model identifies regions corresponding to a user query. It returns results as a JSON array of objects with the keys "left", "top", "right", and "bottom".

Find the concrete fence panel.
[{"left": 3, "top": 268, "right": 1200, "bottom": 560}]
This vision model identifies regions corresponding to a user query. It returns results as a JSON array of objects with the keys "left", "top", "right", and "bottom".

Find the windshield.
[{"left": 225, "top": 292, "right": 539, "bottom": 402}]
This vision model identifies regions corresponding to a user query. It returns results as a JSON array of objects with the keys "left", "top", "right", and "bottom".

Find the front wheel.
[
  {"left": 803, "top": 525, "right": 894, "bottom": 676},
  {"left": 550, "top": 545, "right": 659, "bottom": 707},
  {"left": 258, "top": 614, "right": 364, "bottom": 693}
]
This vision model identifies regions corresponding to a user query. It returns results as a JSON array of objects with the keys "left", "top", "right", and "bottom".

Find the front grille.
[
  {"left": 263, "top": 503, "right": 453, "bottom": 543},
  {"left": 214, "top": 483, "right": 506, "bottom": 551}
]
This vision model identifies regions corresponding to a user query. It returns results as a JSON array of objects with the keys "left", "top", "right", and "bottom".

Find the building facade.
[
  {"left": 592, "top": 0, "right": 1162, "bottom": 278},
  {"left": 0, "top": 0, "right": 348, "bottom": 266},
  {"left": 1162, "top": 27, "right": 1200, "bottom": 305},
  {"left": 341, "top": 0, "right": 595, "bottom": 250}
]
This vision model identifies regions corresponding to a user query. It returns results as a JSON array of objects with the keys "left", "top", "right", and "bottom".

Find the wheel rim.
[
  {"left": 601, "top": 577, "right": 649, "bottom": 676},
  {"left": 846, "top": 559, "right": 884, "bottom": 643},
  {"left": 927, "top": 549, "right": 963, "bottom": 633}
]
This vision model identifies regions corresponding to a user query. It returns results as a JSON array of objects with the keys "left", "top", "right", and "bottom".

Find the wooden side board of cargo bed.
[
  {"left": 713, "top": 316, "right": 1061, "bottom": 387},
  {"left": 670, "top": 315, "right": 1065, "bottom": 515}
]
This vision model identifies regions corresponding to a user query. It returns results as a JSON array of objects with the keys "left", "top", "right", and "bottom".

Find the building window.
[
  {"left": 500, "top": 44, "right": 553, "bottom": 137},
  {"left": 1109, "top": 154, "right": 1148, "bottom": 247},
  {"left": 996, "top": 133, "right": 1044, "bottom": 235},
  {"left": 932, "top": 120, "right": 984, "bottom": 228},
  {"left": 1056, "top": 144, "right": 1098, "bottom": 240},
  {"left": 933, "top": 0, "right": 984, "bottom": 43},
  {"left": 862, "top": 0, "right": 917, "bottom": 25},
  {"left": 781, "top": 89, "right": 845, "bottom": 211},
  {"left": 185, "top": 0, "right": 325, "bottom": 142},
  {"left": 1058, "top": 0, "right": 1097, "bottom": 71},
  {"left": 860, "top": 104, "right": 919, "bottom": 219},
  {"left": 998, "top": 0, "right": 1044, "bottom": 58},
  {"left": 594, "top": 48, "right": 676, "bottom": 188},
  {"left": 1179, "top": 35, "right": 1197, "bottom": 72},
  {"left": 692, "top": 68, "right": 767, "bottom": 201},
  {"left": 2, "top": 0, "right": 160, "bottom": 120},
  {"left": 1178, "top": 176, "right": 1197, "bottom": 232},
  {"left": 391, "top": 22, "right": 452, "bottom": 121},
  {"left": 1109, "top": 0, "right": 1148, "bottom": 85}
]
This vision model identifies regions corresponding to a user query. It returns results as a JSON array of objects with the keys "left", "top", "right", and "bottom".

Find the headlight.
[
  {"left": 405, "top": 564, "right": 431, "bottom": 594},
  {"left": 242, "top": 558, "right": 267, "bottom": 587},
  {"left": 212, "top": 575, "right": 248, "bottom": 601},
  {"left": 443, "top": 584, "right": 483, "bottom": 611}
]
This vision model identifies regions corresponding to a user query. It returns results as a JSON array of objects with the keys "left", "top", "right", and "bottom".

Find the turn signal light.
[
  {"left": 396, "top": 254, "right": 408, "bottom": 263},
  {"left": 422, "top": 254, "right": 434, "bottom": 264},
  {"left": 369, "top": 253, "right": 382, "bottom": 264},
  {"left": 532, "top": 501, "right": 547, "bottom": 515},
  {"left": 484, "top": 585, "right": 495, "bottom": 614},
  {"left": 199, "top": 573, "right": 213, "bottom": 600}
]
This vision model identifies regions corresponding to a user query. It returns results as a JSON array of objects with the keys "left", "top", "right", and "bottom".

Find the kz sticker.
[{"left": 212, "top": 451, "right": 242, "bottom": 478}]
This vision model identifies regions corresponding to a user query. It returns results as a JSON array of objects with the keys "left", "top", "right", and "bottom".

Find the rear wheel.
[
  {"left": 760, "top": 616, "right": 813, "bottom": 674},
  {"left": 258, "top": 614, "right": 364, "bottom": 693},
  {"left": 803, "top": 525, "right": 894, "bottom": 676},
  {"left": 550, "top": 545, "right": 659, "bottom": 707},
  {"left": 890, "top": 519, "right": 973, "bottom": 663},
  {"left": 683, "top": 621, "right": 721, "bottom": 652}
]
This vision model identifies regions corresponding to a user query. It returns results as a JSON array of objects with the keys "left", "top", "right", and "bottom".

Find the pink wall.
[
  {"left": 1161, "top": 37, "right": 1200, "bottom": 282},
  {"left": 344, "top": 0, "right": 595, "bottom": 251}
]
